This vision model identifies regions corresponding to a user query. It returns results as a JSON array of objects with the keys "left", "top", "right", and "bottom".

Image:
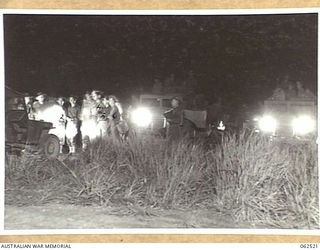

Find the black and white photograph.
[{"left": 3, "top": 11, "right": 319, "bottom": 230}]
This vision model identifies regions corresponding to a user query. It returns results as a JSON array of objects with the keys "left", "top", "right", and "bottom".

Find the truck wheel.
[{"left": 40, "top": 134, "right": 60, "bottom": 159}]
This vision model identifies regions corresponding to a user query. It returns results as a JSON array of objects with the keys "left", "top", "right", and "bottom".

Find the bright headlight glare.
[
  {"left": 258, "top": 115, "right": 277, "bottom": 133},
  {"left": 131, "top": 107, "right": 152, "bottom": 127},
  {"left": 292, "top": 115, "right": 315, "bottom": 135}
]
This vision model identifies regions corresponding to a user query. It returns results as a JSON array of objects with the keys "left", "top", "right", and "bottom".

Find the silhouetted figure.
[
  {"left": 152, "top": 78, "right": 163, "bottom": 94},
  {"left": 92, "top": 90, "right": 109, "bottom": 138},
  {"left": 80, "top": 92, "right": 97, "bottom": 150},
  {"left": 66, "top": 96, "right": 81, "bottom": 154},
  {"left": 108, "top": 95, "right": 122, "bottom": 142},
  {"left": 24, "top": 94, "right": 35, "bottom": 119},
  {"left": 285, "top": 84, "right": 297, "bottom": 100},
  {"left": 269, "top": 87, "right": 285, "bottom": 101},
  {"left": 164, "top": 97, "right": 184, "bottom": 142},
  {"left": 164, "top": 74, "right": 176, "bottom": 93}
]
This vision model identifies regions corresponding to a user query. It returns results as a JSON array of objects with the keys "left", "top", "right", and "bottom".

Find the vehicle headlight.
[
  {"left": 292, "top": 115, "right": 315, "bottom": 135},
  {"left": 258, "top": 115, "right": 277, "bottom": 133},
  {"left": 131, "top": 107, "right": 152, "bottom": 127}
]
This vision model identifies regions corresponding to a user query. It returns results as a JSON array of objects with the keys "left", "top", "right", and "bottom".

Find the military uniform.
[
  {"left": 66, "top": 104, "right": 81, "bottom": 153},
  {"left": 80, "top": 99, "right": 97, "bottom": 149},
  {"left": 108, "top": 105, "right": 121, "bottom": 142},
  {"left": 96, "top": 102, "right": 111, "bottom": 138},
  {"left": 164, "top": 106, "right": 184, "bottom": 142}
]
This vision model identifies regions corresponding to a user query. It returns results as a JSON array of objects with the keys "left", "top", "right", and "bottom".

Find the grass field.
[{"left": 5, "top": 132, "right": 319, "bottom": 229}]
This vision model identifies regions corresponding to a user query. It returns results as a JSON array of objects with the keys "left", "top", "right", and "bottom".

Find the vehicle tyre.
[{"left": 40, "top": 134, "right": 60, "bottom": 159}]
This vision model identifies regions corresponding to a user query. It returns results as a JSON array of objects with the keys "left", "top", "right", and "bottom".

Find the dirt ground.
[{"left": 4, "top": 204, "right": 247, "bottom": 229}]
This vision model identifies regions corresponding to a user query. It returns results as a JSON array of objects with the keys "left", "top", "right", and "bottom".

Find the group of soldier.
[
  {"left": 24, "top": 90, "right": 126, "bottom": 154},
  {"left": 270, "top": 80, "right": 315, "bottom": 101}
]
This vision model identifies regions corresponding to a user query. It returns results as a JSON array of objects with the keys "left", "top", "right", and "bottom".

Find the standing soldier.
[
  {"left": 24, "top": 94, "right": 35, "bottom": 119},
  {"left": 56, "top": 97, "right": 70, "bottom": 153},
  {"left": 66, "top": 96, "right": 81, "bottom": 154},
  {"left": 296, "top": 81, "right": 306, "bottom": 98},
  {"left": 102, "top": 96, "right": 112, "bottom": 136},
  {"left": 80, "top": 92, "right": 97, "bottom": 150},
  {"left": 163, "top": 97, "right": 184, "bottom": 142},
  {"left": 107, "top": 95, "right": 121, "bottom": 142},
  {"left": 56, "top": 97, "right": 70, "bottom": 129},
  {"left": 56, "top": 97, "right": 70, "bottom": 116},
  {"left": 152, "top": 78, "right": 163, "bottom": 94},
  {"left": 92, "top": 90, "right": 110, "bottom": 138},
  {"left": 33, "top": 92, "right": 49, "bottom": 120}
]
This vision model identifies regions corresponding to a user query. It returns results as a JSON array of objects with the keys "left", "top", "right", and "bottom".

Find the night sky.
[{"left": 3, "top": 14, "right": 318, "bottom": 106}]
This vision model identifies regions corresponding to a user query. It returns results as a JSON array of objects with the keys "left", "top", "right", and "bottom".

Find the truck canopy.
[{"left": 183, "top": 110, "right": 207, "bottom": 129}]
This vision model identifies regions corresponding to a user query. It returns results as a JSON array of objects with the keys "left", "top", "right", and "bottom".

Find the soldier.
[
  {"left": 269, "top": 86, "right": 286, "bottom": 101},
  {"left": 163, "top": 97, "right": 184, "bottom": 142},
  {"left": 107, "top": 95, "right": 122, "bottom": 142},
  {"left": 126, "top": 95, "right": 139, "bottom": 121},
  {"left": 304, "top": 89, "right": 315, "bottom": 99},
  {"left": 33, "top": 92, "right": 48, "bottom": 120},
  {"left": 92, "top": 90, "right": 110, "bottom": 138},
  {"left": 56, "top": 96, "right": 70, "bottom": 115},
  {"left": 296, "top": 81, "right": 307, "bottom": 98},
  {"left": 152, "top": 78, "right": 163, "bottom": 94},
  {"left": 296, "top": 81, "right": 315, "bottom": 100},
  {"left": 285, "top": 84, "right": 297, "bottom": 100},
  {"left": 65, "top": 96, "right": 81, "bottom": 154},
  {"left": 24, "top": 94, "right": 35, "bottom": 119},
  {"left": 80, "top": 91, "right": 97, "bottom": 150},
  {"left": 55, "top": 97, "right": 71, "bottom": 153}
]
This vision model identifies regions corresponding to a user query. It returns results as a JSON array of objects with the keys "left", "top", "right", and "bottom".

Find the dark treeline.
[{"left": 4, "top": 14, "right": 317, "bottom": 107}]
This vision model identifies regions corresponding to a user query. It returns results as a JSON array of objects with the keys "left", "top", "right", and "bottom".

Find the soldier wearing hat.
[{"left": 65, "top": 95, "right": 81, "bottom": 154}]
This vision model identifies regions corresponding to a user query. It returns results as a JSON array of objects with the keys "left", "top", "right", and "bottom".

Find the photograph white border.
[{"left": 0, "top": 8, "right": 319, "bottom": 236}]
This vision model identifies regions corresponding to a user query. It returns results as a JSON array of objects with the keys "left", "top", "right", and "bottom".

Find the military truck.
[
  {"left": 251, "top": 86, "right": 317, "bottom": 140},
  {"left": 5, "top": 86, "right": 60, "bottom": 159}
]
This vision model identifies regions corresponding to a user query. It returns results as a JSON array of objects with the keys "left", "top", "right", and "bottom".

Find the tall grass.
[
  {"left": 5, "top": 132, "right": 319, "bottom": 229},
  {"left": 207, "top": 133, "right": 319, "bottom": 228}
]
